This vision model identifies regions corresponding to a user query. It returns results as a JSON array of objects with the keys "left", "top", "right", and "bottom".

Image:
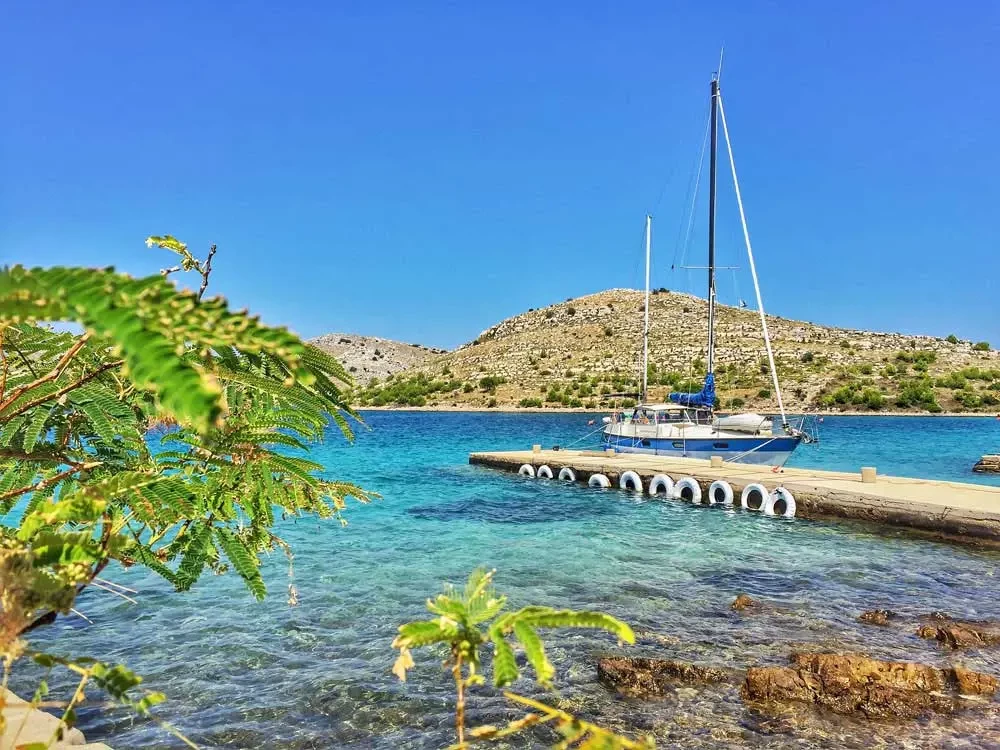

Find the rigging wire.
[{"left": 717, "top": 91, "right": 788, "bottom": 427}]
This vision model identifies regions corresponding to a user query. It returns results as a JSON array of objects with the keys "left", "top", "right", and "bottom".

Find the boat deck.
[{"left": 469, "top": 449, "right": 1000, "bottom": 546}]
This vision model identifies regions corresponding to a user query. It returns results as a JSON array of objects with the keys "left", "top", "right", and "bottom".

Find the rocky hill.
[
  {"left": 348, "top": 289, "right": 999, "bottom": 413},
  {"left": 309, "top": 333, "right": 443, "bottom": 385}
]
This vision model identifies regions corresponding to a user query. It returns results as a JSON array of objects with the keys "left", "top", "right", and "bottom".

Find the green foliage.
[
  {"left": 0, "top": 240, "right": 372, "bottom": 741},
  {"left": 757, "top": 388, "right": 771, "bottom": 398},
  {"left": 518, "top": 397, "right": 543, "bottom": 408},
  {"left": 894, "top": 349, "right": 936, "bottom": 366},
  {"left": 955, "top": 389, "right": 982, "bottom": 409},
  {"left": 566, "top": 306, "right": 576, "bottom": 316},
  {"left": 545, "top": 310, "right": 555, "bottom": 319},
  {"left": 478, "top": 375, "right": 506, "bottom": 393},
  {"left": 973, "top": 341, "right": 991, "bottom": 351},
  {"left": 936, "top": 372, "right": 967, "bottom": 390},
  {"left": 393, "top": 569, "right": 638, "bottom": 747},
  {"left": 859, "top": 388, "right": 886, "bottom": 410},
  {"left": 604, "top": 326, "right": 613, "bottom": 337},
  {"left": 360, "top": 373, "right": 462, "bottom": 406},
  {"left": 800, "top": 351, "right": 814, "bottom": 363},
  {"left": 725, "top": 397, "right": 745, "bottom": 408},
  {"left": 894, "top": 379, "right": 941, "bottom": 411},
  {"left": 946, "top": 334, "right": 959, "bottom": 344}
]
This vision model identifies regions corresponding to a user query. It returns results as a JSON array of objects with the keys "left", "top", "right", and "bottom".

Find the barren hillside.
[
  {"left": 348, "top": 289, "right": 999, "bottom": 412},
  {"left": 309, "top": 333, "right": 443, "bottom": 384}
]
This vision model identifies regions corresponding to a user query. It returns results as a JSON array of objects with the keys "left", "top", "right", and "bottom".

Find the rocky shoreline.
[{"left": 595, "top": 596, "right": 1000, "bottom": 736}]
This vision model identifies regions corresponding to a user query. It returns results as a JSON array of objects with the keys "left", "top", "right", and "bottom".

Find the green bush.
[
  {"left": 479, "top": 375, "right": 505, "bottom": 392},
  {"left": 518, "top": 397, "right": 543, "bottom": 408},
  {"left": 486, "top": 397, "right": 498, "bottom": 408},
  {"left": 955, "top": 390, "right": 982, "bottom": 409},
  {"left": 567, "top": 306, "right": 577, "bottom": 316},
  {"left": 604, "top": 326, "right": 613, "bottom": 336},
  {"left": 860, "top": 388, "right": 885, "bottom": 410},
  {"left": 894, "top": 379, "right": 940, "bottom": 411},
  {"left": 946, "top": 334, "right": 959, "bottom": 344},
  {"left": 545, "top": 310, "right": 555, "bottom": 319},
  {"left": 859, "top": 363, "right": 873, "bottom": 375},
  {"left": 973, "top": 341, "right": 991, "bottom": 351},
  {"left": 757, "top": 388, "right": 771, "bottom": 398},
  {"left": 726, "top": 397, "right": 745, "bottom": 408},
  {"left": 936, "top": 372, "right": 966, "bottom": 389},
  {"left": 800, "top": 351, "right": 814, "bottom": 363},
  {"left": 463, "top": 382, "right": 474, "bottom": 393}
]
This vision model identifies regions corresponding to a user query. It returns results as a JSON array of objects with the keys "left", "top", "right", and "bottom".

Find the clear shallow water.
[{"left": 14, "top": 413, "right": 1000, "bottom": 749}]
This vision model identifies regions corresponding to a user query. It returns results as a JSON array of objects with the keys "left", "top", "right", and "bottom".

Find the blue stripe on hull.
[{"left": 603, "top": 435, "right": 801, "bottom": 465}]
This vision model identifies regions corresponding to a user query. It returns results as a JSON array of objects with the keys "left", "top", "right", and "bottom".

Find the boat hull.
[{"left": 602, "top": 433, "right": 801, "bottom": 465}]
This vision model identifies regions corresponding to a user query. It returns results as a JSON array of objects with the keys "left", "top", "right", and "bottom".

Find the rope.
[
  {"left": 564, "top": 421, "right": 609, "bottom": 449},
  {"left": 717, "top": 93, "right": 788, "bottom": 428}
]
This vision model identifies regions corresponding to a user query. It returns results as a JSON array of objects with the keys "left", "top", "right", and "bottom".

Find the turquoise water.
[{"left": 14, "top": 414, "right": 1000, "bottom": 748}]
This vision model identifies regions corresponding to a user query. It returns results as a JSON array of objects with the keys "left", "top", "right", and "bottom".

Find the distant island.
[{"left": 311, "top": 289, "right": 999, "bottom": 414}]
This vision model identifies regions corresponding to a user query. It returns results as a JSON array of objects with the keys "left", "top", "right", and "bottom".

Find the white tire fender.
[
  {"left": 518, "top": 464, "right": 535, "bottom": 478},
  {"left": 619, "top": 470, "right": 642, "bottom": 492},
  {"left": 536, "top": 464, "right": 553, "bottom": 479},
  {"left": 588, "top": 473, "right": 611, "bottom": 488},
  {"left": 766, "top": 487, "right": 797, "bottom": 518},
  {"left": 740, "top": 482, "right": 769, "bottom": 511},
  {"left": 647, "top": 474, "right": 674, "bottom": 497},
  {"left": 558, "top": 467, "right": 576, "bottom": 481},
  {"left": 674, "top": 477, "right": 702, "bottom": 504},
  {"left": 708, "top": 480, "right": 734, "bottom": 506}
]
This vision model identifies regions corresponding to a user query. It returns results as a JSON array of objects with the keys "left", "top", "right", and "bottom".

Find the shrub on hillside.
[
  {"left": 479, "top": 375, "right": 505, "bottom": 392},
  {"left": 946, "top": 334, "right": 959, "bottom": 344},
  {"left": 518, "top": 397, "right": 543, "bottom": 408},
  {"left": 973, "top": 341, "right": 991, "bottom": 351}
]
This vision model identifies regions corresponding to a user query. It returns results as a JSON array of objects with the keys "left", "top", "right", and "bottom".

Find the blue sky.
[{"left": 2, "top": 2, "right": 997, "bottom": 349}]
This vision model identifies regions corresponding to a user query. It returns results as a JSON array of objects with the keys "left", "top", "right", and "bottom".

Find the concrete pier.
[{"left": 469, "top": 449, "right": 1000, "bottom": 546}]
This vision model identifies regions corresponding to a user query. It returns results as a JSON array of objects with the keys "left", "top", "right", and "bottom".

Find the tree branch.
[
  {"left": 1, "top": 359, "right": 124, "bottom": 422},
  {"left": 0, "top": 334, "right": 90, "bottom": 413},
  {"left": 197, "top": 244, "right": 216, "bottom": 301},
  {"left": 0, "top": 460, "right": 102, "bottom": 504}
]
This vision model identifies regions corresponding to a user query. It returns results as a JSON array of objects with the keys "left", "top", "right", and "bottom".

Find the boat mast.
[
  {"left": 706, "top": 76, "right": 719, "bottom": 377},
  {"left": 641, "top": 214, "right": 651, "bottom": 402}
]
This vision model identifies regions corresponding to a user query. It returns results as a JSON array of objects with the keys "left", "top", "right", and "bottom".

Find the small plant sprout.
[{"left": 392, "top": 568, "right": 641, "bottom": 747}]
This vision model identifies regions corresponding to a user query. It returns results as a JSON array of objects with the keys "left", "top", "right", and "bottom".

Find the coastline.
[{"left": 356, "top": 405, "right": 1000, "bottom": 417}]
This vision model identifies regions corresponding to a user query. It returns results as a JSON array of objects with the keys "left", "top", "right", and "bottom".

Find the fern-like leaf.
[{"left": 214, "top": 528, "right": 266, "bottom": 600}]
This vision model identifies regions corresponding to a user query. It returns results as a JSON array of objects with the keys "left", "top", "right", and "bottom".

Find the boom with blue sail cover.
[{"left": 669, "top": 372, "right": 715, "bottom": 408}]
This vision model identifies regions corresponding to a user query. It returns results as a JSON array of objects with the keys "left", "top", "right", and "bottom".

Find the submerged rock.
[
  {"left": 858, "top": 609, "right": 896, "bottom": 626},
  {"left": 916, "top": 614, "right": 1000, "bottom": 648},
  {"left": 741, "top": 652, "right": 997, "bottom": 719},
  {"left": 732, "top": 593, "right": 759, "bottom": 611},
  {"left": 973, "top": 455, "right": 1000, "bottom": 474},
  {"left": 598, "top": 656, "right": 729, "bottom": 698}
]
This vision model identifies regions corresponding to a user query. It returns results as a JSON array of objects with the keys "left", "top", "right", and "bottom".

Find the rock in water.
[
  {"left": 741, "top": 652, "right": 997, "bottom": 718},
  {"left": 973, "top": 455, "right": 1000, "bottom": 473},
  {"left": 732, "top": 593, "right": 758, "bottom": 611},
  {"left": 597, "top": 657, "right": 729, "bottom": 698},
  {"left": 916, "top": 614, "right": 1000, "bottom": 648},
  {"left": 858, "top": 609, "right": 896, "bottom": 626}
]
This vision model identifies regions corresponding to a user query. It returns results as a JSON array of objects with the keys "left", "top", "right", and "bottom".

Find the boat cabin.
[{"left": 615, "top": 403, "right": 714, "bottom": 426}]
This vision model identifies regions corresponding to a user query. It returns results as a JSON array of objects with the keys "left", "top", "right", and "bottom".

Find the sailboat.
[{"left": 601, "top": 73, "right": 813, "bottom": 465}]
